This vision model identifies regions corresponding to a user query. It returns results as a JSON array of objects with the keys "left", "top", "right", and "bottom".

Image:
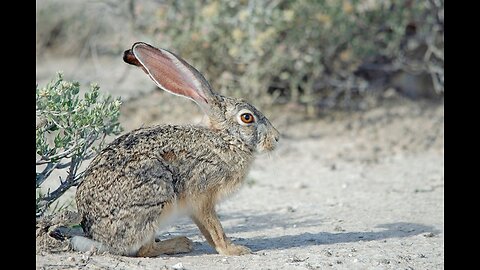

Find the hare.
[{"left": 72, "top": 42, "right": 279, "bottom": 257}]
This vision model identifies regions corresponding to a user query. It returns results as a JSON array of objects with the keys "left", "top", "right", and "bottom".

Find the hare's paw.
[
  {"left": 162, "top": 236, "right": 193, "bottom": 254},
  {"left": 173, "top": 236, "right": 194, "bottom": 253},
  {"left": 218, "top": 244, "right": 251, "bottom": 256},
  {"left": 139, "top": 236, "right": 194, "bottom": 257}
]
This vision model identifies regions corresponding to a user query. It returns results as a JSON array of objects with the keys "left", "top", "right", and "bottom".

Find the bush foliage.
[
  {"left": 37, "top": 0, "right": 443, "bottom": 112},
  {"left": 150, "top": 0, "right": 443, "bottom": 110},
  {"left": 36, "top": 73, "right": 122, "bottom": 217}
]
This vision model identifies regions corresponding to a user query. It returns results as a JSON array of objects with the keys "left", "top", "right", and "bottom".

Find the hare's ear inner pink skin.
[{"left": 128, "top": 42, "right": 215, "bottom": 107}]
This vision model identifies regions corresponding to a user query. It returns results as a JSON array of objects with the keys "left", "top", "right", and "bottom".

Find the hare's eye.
[{"left": 240, "top": 113, "right": 255, "bottom": 124}]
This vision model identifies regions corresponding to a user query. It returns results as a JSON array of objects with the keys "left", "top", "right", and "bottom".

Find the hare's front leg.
[{"left": 191, "top": 200, "right": 251, "bottom": 256}]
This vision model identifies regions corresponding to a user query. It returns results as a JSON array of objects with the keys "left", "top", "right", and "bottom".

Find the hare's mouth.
[{"left": 256, "top": 136, "right": 278, "bottom": 153}]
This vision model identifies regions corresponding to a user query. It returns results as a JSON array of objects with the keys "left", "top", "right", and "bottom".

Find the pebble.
[
  {"left": 286, "top": 206, "right": 296, "bottom": 213},
  {"left": 293, "top": 182, "right": 308, "bottom": 189},
  {"left": 172, "top": 262, "right": 184, "bottom": 270},
  {"left": 423, "top": 232, "right": 436, "bottom": 237}
]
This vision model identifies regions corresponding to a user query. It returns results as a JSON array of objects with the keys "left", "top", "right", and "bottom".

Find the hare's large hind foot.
[{"left": 136, "top": 236, "right": 193, "bottom": 257}]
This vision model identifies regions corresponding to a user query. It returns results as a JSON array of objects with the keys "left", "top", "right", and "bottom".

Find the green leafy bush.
[{"left": 36, "top": 73, "right": 122, "bottom": 217}]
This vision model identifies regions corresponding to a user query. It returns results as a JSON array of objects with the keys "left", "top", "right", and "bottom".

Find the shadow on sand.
[
  {"left": 170, "top": 211, "right": 441, "bottom": 253},
  {"left": 243, "top": 222, "right": 441, "bottom": 252}
]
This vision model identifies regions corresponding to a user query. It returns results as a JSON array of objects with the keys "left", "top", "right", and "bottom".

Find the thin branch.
[
  {"left": 56, "top": 161, "right": 72, "bottom": 169},
  {"left": 36, "top": 143, "right": 79, "bottom": 165},
  {"left": 36, "top": 131, "right": 99, "bottom": 165},
  {"left": 36, "top": 162, "right": 59, "bottom": 187},
  {"left": 36, "top": 158, "right": 85, "bottom": 217}
]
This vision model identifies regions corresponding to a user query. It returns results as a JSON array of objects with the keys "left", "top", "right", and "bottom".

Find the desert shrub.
[
  {"left": 147, "top": 0, "right": 443, "bottom": 112},
  {"left": 36, "top": 0, "right": 443, "bottom": 113},
  {"left": 36, "top": 73, "right": 123, "bottom": 217}
]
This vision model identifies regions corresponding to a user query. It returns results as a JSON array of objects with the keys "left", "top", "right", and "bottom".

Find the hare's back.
[{"left": 77, "top": 124, "right": 227, "bottom": 211}]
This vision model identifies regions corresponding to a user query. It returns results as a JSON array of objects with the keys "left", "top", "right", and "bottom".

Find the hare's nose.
[{"left": 272, "top": 127, "right": 280, "bottom": 142}]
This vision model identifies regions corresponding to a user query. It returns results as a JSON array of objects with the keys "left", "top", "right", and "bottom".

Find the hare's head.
[{"left": 123, "top": 42, "right": 279, "bottom": 153}]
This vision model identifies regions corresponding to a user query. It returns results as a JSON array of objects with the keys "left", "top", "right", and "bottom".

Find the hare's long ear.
[{"left": 123, "top": 42, "right": 215, "bottom": 108}]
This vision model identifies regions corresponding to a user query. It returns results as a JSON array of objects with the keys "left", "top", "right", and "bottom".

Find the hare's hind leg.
[{"left": 136, "top": 236, "right": 193, "bottom": 257}]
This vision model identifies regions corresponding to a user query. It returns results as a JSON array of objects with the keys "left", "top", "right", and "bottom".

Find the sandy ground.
[{"left": 36, "top": 58, "right": 444, "bottom": 269}]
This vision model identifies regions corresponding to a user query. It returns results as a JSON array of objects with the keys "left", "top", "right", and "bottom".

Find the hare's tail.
[{"left": 70, "top": 236, "right": 107, "bottom": 253}]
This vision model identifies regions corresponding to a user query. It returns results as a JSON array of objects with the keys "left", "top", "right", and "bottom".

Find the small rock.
[
  {"left": 286, "top": 206, "right": 296, "bottom": 213},
  {"left": 172, "top": 262, "right": 184, "bottom": 270},
  {"left": 383, "top": 88, "right": 397, "bottom": 98},
  {"left": 380, "top": 259, "right": 390, "bottom": 264},
  {"left": 288, "top": 255, "right": 309, "bottom": 263},
  {"left": 294, "top": 182, "right": 308, "bottom": 189},
  {"left": 304, "top": 262, "right": 316, "bottom": 270},
  {"left": 67, "top": 257, "right": 75, "bottom": 262},
  {"left": 423, "top": 232, "right": 436, "bottom": 238}
]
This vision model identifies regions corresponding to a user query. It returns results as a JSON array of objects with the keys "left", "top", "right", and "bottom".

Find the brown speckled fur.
[{"left": 74, "top": 42, "right": 279, "bottom": 257}]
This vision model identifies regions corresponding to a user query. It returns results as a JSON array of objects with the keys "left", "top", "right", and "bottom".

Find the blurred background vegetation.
[{"left": 36, "top": 0, "right": 443, "bottom": 115}]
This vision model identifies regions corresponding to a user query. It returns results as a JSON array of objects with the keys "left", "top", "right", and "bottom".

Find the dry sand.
[{"left": 36, "top": 59, "right": 444, "bottom": 269}]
